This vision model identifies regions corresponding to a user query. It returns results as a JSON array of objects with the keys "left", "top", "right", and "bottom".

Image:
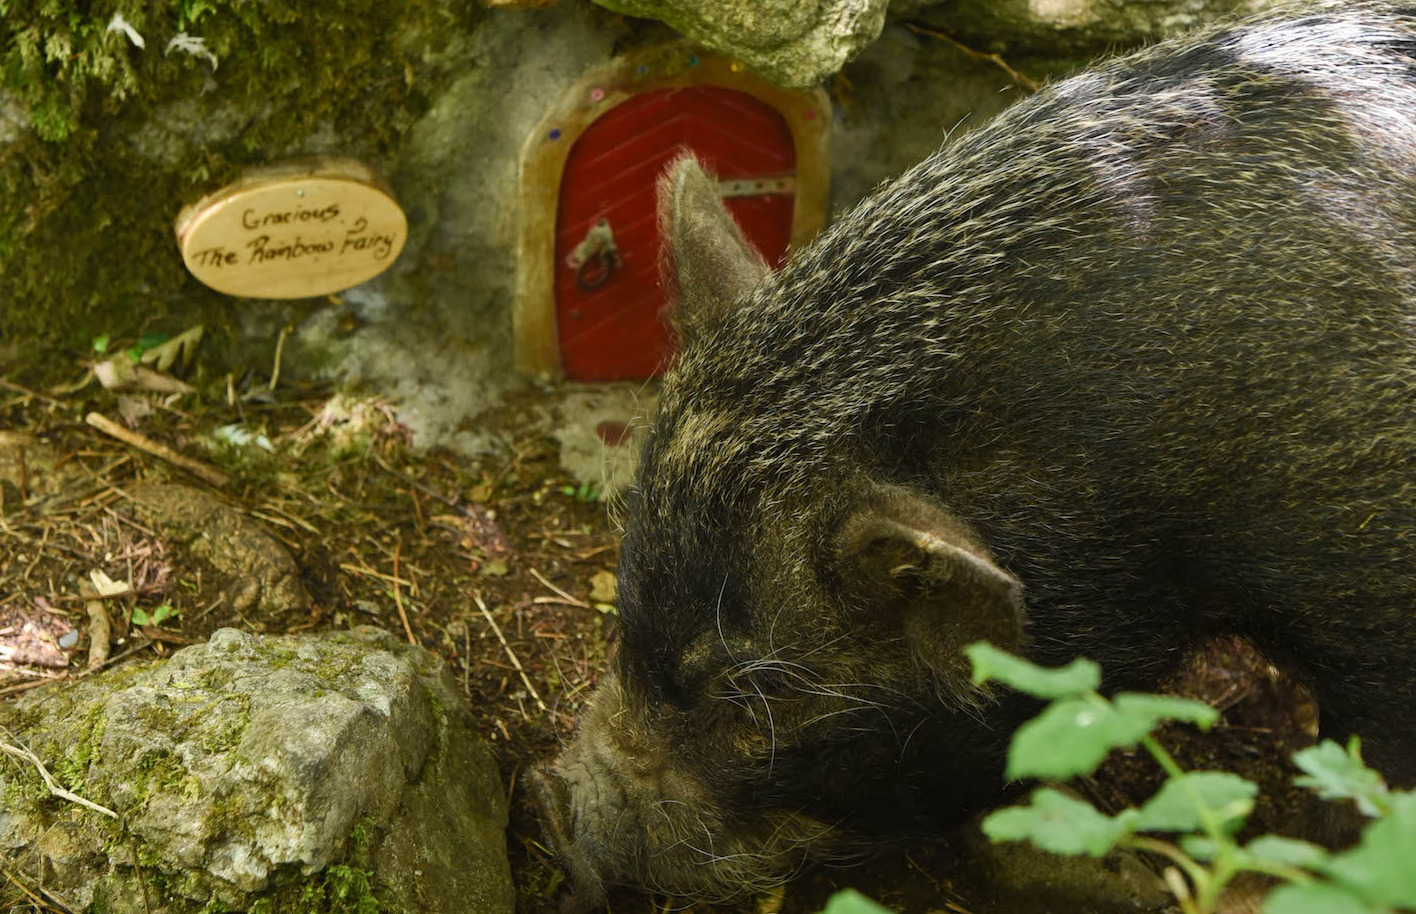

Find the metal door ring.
[{"left": 576, "top": 250, "right": 618, "bottom": 290}]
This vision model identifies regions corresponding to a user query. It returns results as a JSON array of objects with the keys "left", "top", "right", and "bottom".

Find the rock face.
[
  {"left": 1, "top": 0, "right": 1295, "bottom": 479},
  {"left": 590, "top": 0, "right": 888, "bottom": 85},
  {"left": 893, "top": 0, "right": 1282, "bottom": 52},
  {"left": 0, "top": 628, "right": 512, "bottom": 914}
]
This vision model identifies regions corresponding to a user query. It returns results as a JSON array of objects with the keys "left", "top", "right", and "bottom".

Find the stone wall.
[{"left": 1, "top": 0, "right": 1270, "bottom": 453}]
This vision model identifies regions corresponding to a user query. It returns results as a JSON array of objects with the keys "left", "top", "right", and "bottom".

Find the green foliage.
[
  {"left": 1293, "top": 739, "right": 1392, "bottom": 817},
  {"left": 1000, "top": 691, "right": 1216, "bottom": 781},
  {"left": 1132, "top": 771, "right": 1256, "bottom": 834},
  {"left": 967, "top": 641, "right": 1100, "bottom": 698},
  {"left": 969, "top": 644, "right": 1416, "bottom": 914},
  {"left": 131, "top": 603, "right": 178, "bottom": 627},
  {"left": 983, "top": 787, "right": 1139, "bottom": 856},
  {"left": 819, "top": 889, "right": 894, "bottom": 914},
  {"left": 561, "top": 481, "right": 603, "bottom": 503}
]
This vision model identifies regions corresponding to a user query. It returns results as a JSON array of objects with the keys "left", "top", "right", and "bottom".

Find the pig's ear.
[
  {"left": 659, "top": 154, "right": 770, "bottom": 344},
  {"left": 835, "top": 490, "right": 1024, "bottom": 697}
]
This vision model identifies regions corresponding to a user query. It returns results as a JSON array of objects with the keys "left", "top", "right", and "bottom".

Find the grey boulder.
[
  {"left": 591, "top": 0, "right": 888, "bottom": 86},
  {"left": 0, "top": 627, "right": 512, "bottom": 914}
]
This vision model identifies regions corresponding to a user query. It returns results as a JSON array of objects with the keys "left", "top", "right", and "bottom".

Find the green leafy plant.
[
  {"left": 560, "top": 482, "right": 602, "bottom": 503},
  {"left": 817, "top": 646, "right": 1414, "bottom": 914},
  {"left": 131, "top": 604, "right": 178, "bottom": 627},
  {"left": 966, "top": 642, "right": 1416, "bottom": 914}
]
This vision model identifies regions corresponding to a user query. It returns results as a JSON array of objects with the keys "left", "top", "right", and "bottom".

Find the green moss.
[
  {"left": 51, "top": 702, "right": 107, "bottom": 793},
  {"left": 199, "top": 695, "right": 251, "bottom": 754},
  {"left": 246, "top": 861, "right": 394, "bottom": 914},
  {"left": 135, "top": 702, "right": 182, "bottom": 733},
  {"left": 0, "top": 0, "right": 481, "bottom": 373},
  {"left": 131, "top": 746, "right": 202, "bottom": 804},
  {"left": 303, "top": 863, "right": 386, "bottom": 914}
]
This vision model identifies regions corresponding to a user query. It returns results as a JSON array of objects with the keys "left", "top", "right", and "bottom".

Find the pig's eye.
[
  {"left": 668, "top": 634, "right": 758, "bottom": 710},
  {"left": 667, "top": 647, "right": 723, "bottom": 708}
]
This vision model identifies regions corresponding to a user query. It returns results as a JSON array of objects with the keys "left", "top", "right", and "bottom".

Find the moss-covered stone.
[{"left": 0, "top": 627, "right": 510, "bottom": 914}]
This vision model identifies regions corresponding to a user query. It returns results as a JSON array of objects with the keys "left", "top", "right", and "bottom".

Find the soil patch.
[{"left": 0, "top": 375, "right": 1334, "bottom": 914}]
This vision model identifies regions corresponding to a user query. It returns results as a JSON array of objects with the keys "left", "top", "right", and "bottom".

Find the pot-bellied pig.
[{"left": 536, "top": 0, "right": 1416, "bottom": 902}]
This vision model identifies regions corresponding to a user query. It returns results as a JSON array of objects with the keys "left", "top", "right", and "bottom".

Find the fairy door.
[{"left": 554, "top": 86, "right": 798, "bottom": 381}]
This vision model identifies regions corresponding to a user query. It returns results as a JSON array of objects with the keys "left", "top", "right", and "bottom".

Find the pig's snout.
[{"left": 531, "top": 762, "right": 609, "bottom": 909}]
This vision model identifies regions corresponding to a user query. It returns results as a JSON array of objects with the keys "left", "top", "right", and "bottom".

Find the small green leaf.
[
  {"left": 1264, "top": 881, "right": 1385, "bottom": 914},
  {"left": 1006, "top": 696, "right": 1141, "bottom": 780},
  {"left": 982, "top": 788, "right": 1137, "bottom": 857},
  {"left": 1006, "top": 692, "right": 1217, "bottom": 781},
  {"left": 1293, "top": 739, "right": 1389, "bottom": 817},
  {"left": 820, "top": 889, "right": 893, "bottom": 914},
  {"left": 135, "top": 330, "right": 168, "bottom": 351},
  {"left": 1179, "top": 835, "right": 1219, "bottom": 862},
  {"left": 1325, "top": 792, "right": 1416, "bottom": 908},
  {"left": 965, "top": 642, "right": 1101, "bottom": 698},
  {"left": 1133, "top": 771, "right": 1257, "bottom": 834},
  {"left": 131, "top": 604, "right": 177, "bottom": 628},
  {"left": 1112, "top": 693, "right": 1219, "bottom": 730},
  {"left": 92, "top": 334, "right": 110, "bottom": 353},
  {"left": 1243, "top": 835, "right": 1330, "bottom": 871}
]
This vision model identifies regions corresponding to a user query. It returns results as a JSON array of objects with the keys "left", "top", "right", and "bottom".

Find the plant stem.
[{"left": 1125, "top": 836, "right": 1212, "bottom": 897}]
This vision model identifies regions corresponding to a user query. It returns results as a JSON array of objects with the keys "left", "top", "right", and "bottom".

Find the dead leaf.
[
  {"left": 588, "top": 570, "right": 617, "bottom": 604},
  {"left": 92, "top": 356, "right": 136, "bottom": 389},
  {"left": 93, "top": 358, "right": 193, "bottom": 394},
  {"left": 89, "top": 569, "right": 133, "bottom": 597},
  {"left": 117, "top": 395, "right": 153, "bottom": 427}
]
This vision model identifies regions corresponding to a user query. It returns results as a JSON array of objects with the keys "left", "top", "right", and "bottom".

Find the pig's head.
[{"left": 534, "top": 157, "right": 1028, "bottom": 904}]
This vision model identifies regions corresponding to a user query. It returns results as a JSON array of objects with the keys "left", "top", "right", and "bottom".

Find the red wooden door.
[{"left": 555, "top": 86, "right": 796, "bottom": 381}]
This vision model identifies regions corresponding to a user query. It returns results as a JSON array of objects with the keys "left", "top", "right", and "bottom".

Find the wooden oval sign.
[{"left": 175, "top": 161, "right": 407, "bottom": 299}]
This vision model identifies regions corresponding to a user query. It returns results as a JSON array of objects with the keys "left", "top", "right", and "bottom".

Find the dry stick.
[
  {"left": 0, "top": 860, "right": 79, "bottom": 914},
  {"left": 0, "top": 742, "right": 118, "bottom": 819},
  {"left": 338, "top": 562, "right": 415, "bottom": 588},
  {"left": 16, "top": 444, "right": 28, "bottom": 504},
  {"left": 903, "top": 22, "right": 1041, "bottom": 91},
  {"left": 84, "top": 583, "right": 112, "bottom": 670},
  {"left": 132, "top": 834, "right": 153, "bottom": 914},
  {"left": 473, "top": 593, "right": 548, "bottom": 713},
  {"left": 0, "top": 679, "right": 54, "bottom": 698},
  {"left": 392, "top": 542, "right": 416, "bottom": 646},
  {"left": 269, "top": 325, "right": 289, "bottom": 392},
  {"left": 0, "top": 375, "right": 64, "bottom": 407},
  {"left": 84, "top": 412, "right": 230, "bottom": 488},
  {"left": 529, "top": 567, "right": 589, "bottom": 608}
]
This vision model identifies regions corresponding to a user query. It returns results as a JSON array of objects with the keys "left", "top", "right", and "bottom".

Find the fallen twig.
[
  {"left": 0, "top": 858, "right": 80, "bottom": 914},
  {"left": 269, "top": 325, "right": 289, "bottom": 393},
  {"left": 0, "top": 676, "right": 62, "bottom": 698},
  {"left": 0, "top": 740, "right": 119, "bottom": 819},
  {"left": 903, "top": 22, "right": 1041, "bottom": 91},
  {"left": 474, "top": 593, "right": 548, "bottom": 713},
  {"left": 84, "top": 583, "right": 112, "bottom": 670},
  {"left": 338, "top": 562, "right": 415, "bottom": 589},
  {"left": 392, "top": 543, "right": 416, "bottom": 646},
  {"left": 529, "top": 567, "right": 589, "bottom": 609},
  {"left": 84, "top": 412, "right": 230, "bottom": 488},
  {"left": 0, "top": 375, "right": 64, "bottom": 407}
]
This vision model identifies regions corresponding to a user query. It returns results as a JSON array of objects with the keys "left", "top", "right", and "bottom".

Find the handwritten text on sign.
[{"left": 177, "top": 174, "right": 407, "bottom": 299}]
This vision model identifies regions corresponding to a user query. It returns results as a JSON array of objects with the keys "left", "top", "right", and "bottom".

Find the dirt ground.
[{"left": 0, "top": 367, "right": 1333, "bottom": 914}]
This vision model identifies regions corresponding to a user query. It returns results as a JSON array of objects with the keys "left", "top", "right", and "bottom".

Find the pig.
[{"left": 535, "top": 0, "right": 1416, "bottom": 903}]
